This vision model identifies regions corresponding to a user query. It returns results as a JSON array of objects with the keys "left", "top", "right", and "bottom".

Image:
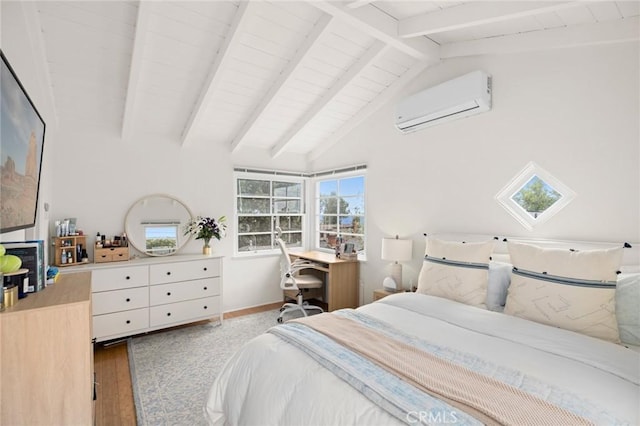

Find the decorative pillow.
[
  {"left": 504, "top": 241, "right": 623, "bottom": 343},
  {"left": 616, "top": 273, "right": 640, "bottom": 346},
  {"left": 486, "top": 261, "right": 512, "bottom": 312},
  {"left": 417, "top": 238, "right": 495, "bottom": 308}
]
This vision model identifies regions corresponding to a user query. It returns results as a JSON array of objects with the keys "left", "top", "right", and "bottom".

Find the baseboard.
[{"left": 223, "top": 301, "right": 283, "bottom": 319}]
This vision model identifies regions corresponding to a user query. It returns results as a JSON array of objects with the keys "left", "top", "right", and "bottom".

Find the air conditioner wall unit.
[{"left": 395, "top": 70, "right": 492, "bottom": 133}]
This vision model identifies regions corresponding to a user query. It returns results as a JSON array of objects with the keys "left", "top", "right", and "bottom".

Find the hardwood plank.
[{"left": 93, "top": 302, "right": 281, "bottom": 425}]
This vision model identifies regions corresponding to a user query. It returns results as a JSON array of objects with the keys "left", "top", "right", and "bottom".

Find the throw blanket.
[{"left": 270, "top": 312, "right": 594, "bottom": 426}]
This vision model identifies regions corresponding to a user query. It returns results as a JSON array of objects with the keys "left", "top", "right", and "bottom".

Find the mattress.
[{"left": 204, "top": 292, "right": 640, "bottom": 425}]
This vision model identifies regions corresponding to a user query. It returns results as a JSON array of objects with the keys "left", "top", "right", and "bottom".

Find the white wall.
[
  {"left": 1, "top": 2, "right": 56, "bottom": 258},
  {"left": 311, "top": 43, "right": 640, "bottom": 303},
  {"left": 4, "top": 0, "right": 638, "bottom": 310}
]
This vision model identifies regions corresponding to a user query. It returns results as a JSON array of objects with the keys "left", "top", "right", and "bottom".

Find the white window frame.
[
  {"left": 311, "top": 170, "right": 367, "bottom": 260},
  {"left": 495, "top": 161, "right": 576, "bottom": 230},
  {"left": 234, "top": 171, "right": 306, "bottom": 257}
]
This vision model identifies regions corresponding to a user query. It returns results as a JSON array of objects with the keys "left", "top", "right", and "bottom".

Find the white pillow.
[
  {"left": 616, "top": 273, "right": 640, "bottom": 346},
  {"left": 504, "top": 242, "right": 623, "bottom": 343},
  {"left": 486, "top": 261, "right": 512, "bottom": 312},
  {"left": 417, "top": 238, "right": 494, "bottom": 308}
]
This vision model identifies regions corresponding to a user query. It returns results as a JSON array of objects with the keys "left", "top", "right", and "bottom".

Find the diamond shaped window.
[{"left": 496, "top": 162, "right": 575, "bottom": 230}]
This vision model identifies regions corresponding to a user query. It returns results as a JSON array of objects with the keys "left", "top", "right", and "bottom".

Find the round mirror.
[{"left": 124, "top": 194, "right": 194, "bottom": 257}]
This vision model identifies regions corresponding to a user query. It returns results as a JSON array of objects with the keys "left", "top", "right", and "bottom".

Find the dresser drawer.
[
  {"left": 92, "top": 266, "right": 149, "bottom": 292},
  {"left": 92, "top": 287, "right": 149, "bottom": 315},
  {"left": 149, "top": 258, "right": 220, "bottom": 285},
  {"left": 149, "top": 277, "right": 220, "bottom": 306},
  {"left": 149, "top": 296, "right": 219, "bottom": 327},
  {"left": 93, "top": 308, "right": 149, "bottom": 340}
]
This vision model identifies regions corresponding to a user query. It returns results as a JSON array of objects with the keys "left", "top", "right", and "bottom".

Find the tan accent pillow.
[
  {"left": 504, "top": 242, "right": 623, "bottom": 343},
  {"left": 417, "top": 238, "right": 495, "bottom": 308}
]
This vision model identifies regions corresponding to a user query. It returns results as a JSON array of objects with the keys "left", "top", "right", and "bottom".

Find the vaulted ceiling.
[{"left": 30, "top": 1, "right": 640, "bottom": 160}]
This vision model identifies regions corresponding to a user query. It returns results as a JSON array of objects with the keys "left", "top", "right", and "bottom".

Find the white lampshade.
[{"left": 381, "top": 237, "right": 412, "bottom": 262}]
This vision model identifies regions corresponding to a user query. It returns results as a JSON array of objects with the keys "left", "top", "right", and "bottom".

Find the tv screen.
[{"left": 0, "top": 49, "right": 46, "bottom": 233}]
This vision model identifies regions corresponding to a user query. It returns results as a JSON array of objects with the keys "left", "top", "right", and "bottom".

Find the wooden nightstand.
[{"left": 373, "top": 289, "right": 396, "bottom": 301}]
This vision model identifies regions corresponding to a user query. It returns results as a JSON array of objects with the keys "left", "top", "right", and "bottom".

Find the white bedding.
[{"left": 205, "top": 293, "right": 640, "bottom": 425}]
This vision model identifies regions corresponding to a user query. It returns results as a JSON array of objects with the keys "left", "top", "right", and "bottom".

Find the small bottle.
[
  {"left": 96, "top": 232, "right": 101, "bottom": 246},
  {"left": 61, "top": 250, "right": 67, "bottom": 264}
]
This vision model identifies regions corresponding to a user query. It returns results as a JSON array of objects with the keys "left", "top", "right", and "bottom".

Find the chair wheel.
[{"left": 277, "top": 317, "right": 283, "bottom": 324}]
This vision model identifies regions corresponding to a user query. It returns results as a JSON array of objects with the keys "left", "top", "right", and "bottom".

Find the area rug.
[{"left": 128, "top": 309, "right": 280, "bottom": 426}]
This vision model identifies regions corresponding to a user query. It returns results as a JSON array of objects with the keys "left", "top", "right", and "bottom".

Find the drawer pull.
[
  {"left": 167, "top": 292, "right": 171, "bottom": 296},
  {"left": 203, "top": 267, "right": 208, "bottom": 271},
  {"left": 126, "top": 276, "right": 130, "bottom": 280},
  {"left": 166, "top": 312, "right": 171, "bottom": 317},
  {"left": 204, "top": 306, "right": 208, "bottom": 310},
  {"left": 126, "top": 320, "right": 131, "bottom": 324},
  {"left": 166, "top": 271, "right": 171, "bottom": 276},
  {"left": 126, "top": 298, "right": 131, "bottom": 302},
  {"left": 204, "top": 286, "right": 208, "bottom": 291}
]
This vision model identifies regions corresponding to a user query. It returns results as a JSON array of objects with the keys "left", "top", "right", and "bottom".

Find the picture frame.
[{"left": 1, "top": 49, "right": 46, "bottom": 233}]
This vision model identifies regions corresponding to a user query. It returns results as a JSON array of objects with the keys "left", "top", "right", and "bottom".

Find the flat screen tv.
[{"left": 0, "top": 49, "right": 46, "bottom": 234}]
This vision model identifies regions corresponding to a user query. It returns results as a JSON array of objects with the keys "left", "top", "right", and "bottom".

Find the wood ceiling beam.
[
  {"left": 310, "top": 1, "right": 439, "bottom": 61},
  {"left": 441, "top": 16, "right": 640, "bottom": 58},
  {"left": 308, "top": 59, "right": 430, "bottom": 161},
  {"left": 121, "top": 0, "right": 151, "bottom": 141},
  {"left": 399, "top": 1, "right": 583, "bottom": 38},
  {"left": 270, "top": 40, "right": 388, "bottom": 158},
  {"left": 230, "top": 14, "right": 333, "bottom": 153},
  {"left": 181, "top": 1, "right": 252, "bottom": 147}
]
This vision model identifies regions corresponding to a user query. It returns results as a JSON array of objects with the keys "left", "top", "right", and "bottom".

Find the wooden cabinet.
[
  {"left": 0, "top": 272, "right": 94, "bottom": 425},
  {"left": 83, "top": 255, "right": 223, "bottom": 342},
  {"left": 94, "top": 246, "right": 129, "bottom": 263},
  {"left": 53, "top": 235, "right": 87, "bottom": 266}
]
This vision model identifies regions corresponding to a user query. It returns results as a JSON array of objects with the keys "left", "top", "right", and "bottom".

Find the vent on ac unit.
[{"left": 395, "top": 70, "right": 492, "bottom": 133}]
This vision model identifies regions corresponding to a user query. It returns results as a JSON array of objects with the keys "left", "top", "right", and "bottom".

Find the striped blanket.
[{"left": 268, "top": 310, "right": 621, "bottom": 425}]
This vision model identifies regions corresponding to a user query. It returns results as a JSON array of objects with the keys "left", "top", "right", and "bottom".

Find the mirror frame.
[{"left": 124, "top": 194, "right": 194, "bottom": 257}]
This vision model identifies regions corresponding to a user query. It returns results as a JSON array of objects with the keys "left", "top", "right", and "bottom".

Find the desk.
[{"left": 289, "top": 251, "right": 359, "bottom": 311}]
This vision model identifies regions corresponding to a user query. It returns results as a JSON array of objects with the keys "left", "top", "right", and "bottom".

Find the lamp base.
[
  {"left": 390, "top": 262, "right": 403, "bottom": 291},
  {"left": 383, "top": 276, "right": 398, "bottom": 292}
]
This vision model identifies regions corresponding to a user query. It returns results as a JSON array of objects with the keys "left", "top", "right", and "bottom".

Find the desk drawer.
[
  {"left": 93, "top": 287, "right": 149, "bottom": 315},
  {"left": 149, "top": 258, "right": 219, "bottom": 285},
  {"left": 149, "top": 296, "right": 219, "bottom": 327},
  {"left": 92, "top": 266, "right": 149, "bottom": 292},
  {"left": 149, "top": 278, "right": 220, "bottom": 306}
]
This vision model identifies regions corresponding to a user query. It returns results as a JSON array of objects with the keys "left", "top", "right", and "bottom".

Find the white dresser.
[{"left": 64, "top": 254, "right": 223, "bottom": 342}]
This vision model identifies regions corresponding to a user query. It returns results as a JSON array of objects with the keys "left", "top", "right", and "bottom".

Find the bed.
[{"left": 205, "top": 237, "right": 640, "bottom": 425}]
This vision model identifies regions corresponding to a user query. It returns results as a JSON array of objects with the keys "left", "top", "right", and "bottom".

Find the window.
[
  {"left": 316, "top": 175, "right": 365, "bottom": 255},
  {"left": 495, "top": 162, "right": 575, "bottom": 230},
  {"left": 236, "top": 174, "right": 304, "bottom": 253}
]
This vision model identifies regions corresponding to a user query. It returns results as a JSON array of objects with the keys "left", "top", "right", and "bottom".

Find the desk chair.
[{"left": 276, "top": 237, "right": 324, "bottom": 323}]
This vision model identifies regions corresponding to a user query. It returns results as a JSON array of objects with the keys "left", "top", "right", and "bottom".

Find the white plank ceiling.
[{"left": 32, "top": 1, "right": 639, "bottom": 159}]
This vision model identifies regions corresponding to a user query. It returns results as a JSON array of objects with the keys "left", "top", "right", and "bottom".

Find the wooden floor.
[{"left": 93, "top": 302, "right": 283, "bottom": 426}]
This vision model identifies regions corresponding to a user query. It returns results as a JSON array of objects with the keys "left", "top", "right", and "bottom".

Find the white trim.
[
  {"left": 234, "top": 171, "right": 306, "bottom": 257},
  {"left": 495, "top": 162, "right": 576, "bottom": 231}
]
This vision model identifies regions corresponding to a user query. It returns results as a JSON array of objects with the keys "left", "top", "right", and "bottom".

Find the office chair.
[{"left": 276, "top": 235, "right": 324, "bottom": 323}]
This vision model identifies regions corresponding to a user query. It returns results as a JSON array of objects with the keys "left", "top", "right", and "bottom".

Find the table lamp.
[{"left": 381, "top": 235, "right": 412, "bottom": 292}]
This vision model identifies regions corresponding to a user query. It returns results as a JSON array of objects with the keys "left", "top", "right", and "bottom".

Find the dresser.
[
  {"left": 1, "top": 272, "right": 94, "bottom": 425},
  {"left": 66, "top": 254, "right": 223, "bottom": 342}
]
